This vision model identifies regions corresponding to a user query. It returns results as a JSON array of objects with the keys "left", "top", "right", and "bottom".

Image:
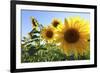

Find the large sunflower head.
[
  {"left": 56, "top": 16, "right": 90, "bottom": 55},
  {"left": 40, "top": 26, "right": 57, "bottom": 43}
]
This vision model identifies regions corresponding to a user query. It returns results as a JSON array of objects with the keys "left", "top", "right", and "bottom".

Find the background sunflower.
[
  {"left": 40, "top": 26, "right": 57, "bottom": 43},
  {"left": 51, "top": 18, "right": 63, "bottom": 30}
]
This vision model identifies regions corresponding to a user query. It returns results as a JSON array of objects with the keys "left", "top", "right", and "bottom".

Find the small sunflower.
[
  {"left": 56, "top": 16, "right": 90, "bottom": 55},
  {"left": 40, "top": 26, "right": 57, "bottom": 43},
  {"left": 51, "top": 18, "right": 63, "bottom": 30},
  {"left": 31, "top": 17, "right": 38, "bottom": 30}
]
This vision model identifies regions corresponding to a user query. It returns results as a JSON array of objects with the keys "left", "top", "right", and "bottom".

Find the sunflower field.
[{"left": 21, "top": 16, "right": 90, "bottom": 63}]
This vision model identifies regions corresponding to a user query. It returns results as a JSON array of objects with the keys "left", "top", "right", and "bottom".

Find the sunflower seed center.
[
  {"left": 46, "top": 30, "right": 53, "bottom": 38},
  {"left": 52, "top": 21, "right": 59, "bottom": 27},
  {"left": 64, "top": 29, "right": 79, "bottom": 43}
]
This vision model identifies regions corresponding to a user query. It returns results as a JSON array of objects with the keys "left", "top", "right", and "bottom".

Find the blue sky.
[{"left": 21, "top": 10, "right": 90, "bottom": 38}]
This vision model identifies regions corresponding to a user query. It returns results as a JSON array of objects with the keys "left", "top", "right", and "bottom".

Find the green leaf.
[
  {"left": 32, "top": 35, "right": 39, "bottom": 38},
  {"left": 33, "top": 39, "right": 40, "bottom": 42},
  {"left": 33, "top": 31, "right": 40, "bottom": 33},
  {"left": 38, "top": 45, "right": 47, "bottom": 50}
]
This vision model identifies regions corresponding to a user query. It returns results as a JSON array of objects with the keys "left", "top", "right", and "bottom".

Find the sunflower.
[
  {"left": 31, "top": 17, "right": 38, "bottom": 30},
  {"left": 40, "top": 26, "right": 57, "bottom": 43},
  {"left": 51, "top": 18, "right": 63, "bottom": 30},
  {"left": 56, "top": 16, "right": 90, "bottom": 55}
]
